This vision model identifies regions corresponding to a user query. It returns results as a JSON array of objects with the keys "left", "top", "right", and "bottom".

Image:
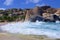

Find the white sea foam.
[
  {"left": 0, "top": 21, "right": 60, "bottom": 38},
  {"left": 56, "top": 21, "right": 60, "bottom": 23}
]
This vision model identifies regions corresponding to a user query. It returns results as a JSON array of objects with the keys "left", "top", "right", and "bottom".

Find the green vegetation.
[{"left": 0, "top": 9, "right": 25, "bottom": 22}]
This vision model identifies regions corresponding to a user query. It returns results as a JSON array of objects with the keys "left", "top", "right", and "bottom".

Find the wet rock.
[
  {"left": 53, "top": 15, "right": 60, "bottom": 21},
  {"left": 43, "top": 19, "right": 55, "bottom": 22}
]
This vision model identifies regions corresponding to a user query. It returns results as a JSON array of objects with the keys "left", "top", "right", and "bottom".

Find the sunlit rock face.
[
  {"left": 46, "top": 8, "right": 57, "bottom": 14},
  {"left": 55, "top": 10, "right": 60, "bottom": 16},
  {"left": 25, "top": 6, "right": 44, "bottom": 22},
  {"left": 24, "top": 6, "right": 60, "bottom": 22},
  {"left": 25, "top": 9, "right": 33, "bottom": 21},
  {"left": 42, "top": 13, "right": 55, "bottom": 22},
  {"left": 32, "top": 6, "right": 44, "bottom": 16},
  {"left": 25, "top": 10, "right": 30, "bottom": 21},
  {"left": 42, "top": 13, "right": 54, "bottom": 20},
  {"left": 32, "top": 6, "right": 39, "bottom": 15},
  {"left": 29, "top": 6, "right": 45, "bottom": 22},
  {"left": 54, "top": 10, "right": 60, "bottom": 21}
]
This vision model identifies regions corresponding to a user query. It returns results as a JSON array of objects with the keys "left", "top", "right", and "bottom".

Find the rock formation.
[
  {"left": 25, "top": 6, "right": 60, "bottom": 22},
  {"left": 0, "top": 5, "right": 60, "bottom": 22},
  {"left": 25, "top": 9, "right": 31, "bottom": 21},
  {"left": 55, "top": 10, "right": 60, "bottom": 16}
]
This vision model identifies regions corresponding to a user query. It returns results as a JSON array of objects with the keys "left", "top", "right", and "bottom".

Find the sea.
[{"left": 0, "top": 21, "right": 60, "bottom": 38}]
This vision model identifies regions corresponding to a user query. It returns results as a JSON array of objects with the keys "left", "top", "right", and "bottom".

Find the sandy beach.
[
  {"left": 0, "top": 21, "right": 20, "bottom": 26},
  {"left": 0, "top": 33, "right": 59, "bottom": 40}
]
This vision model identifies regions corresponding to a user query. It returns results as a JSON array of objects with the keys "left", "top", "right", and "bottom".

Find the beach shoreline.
[
  {"left": 0, "top": 21, "right": 60, "bottom": 40},
  {"left": 0, "top": 21, "right": 22, "bottom": 26},
  {"left": 0, "top": 33, "right": 59, "bottom": 40}
]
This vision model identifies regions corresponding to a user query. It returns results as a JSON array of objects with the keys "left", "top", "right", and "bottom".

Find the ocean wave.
[{"left": 0, "top": 21, "right": 60, "bottom": 38}]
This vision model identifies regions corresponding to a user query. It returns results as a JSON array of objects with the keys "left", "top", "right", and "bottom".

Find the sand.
[{"left": 0, "top": 33, "right": 59, "bottom": 40}]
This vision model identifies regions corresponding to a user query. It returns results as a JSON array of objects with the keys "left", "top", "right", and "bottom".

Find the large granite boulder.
[
  {"left": 54, "top": 10, "right": 60, "bottom": 21},
  {"left": 32, "top": 6, "right": 44, "bottom": 16},
  {"left": 55, "top": 10, "right": 60, "bottom": 16},
  {"left": 53, "top": 15, "right": 60, "bottom": 21},
  {"left": 46, "top": 8, "right": 57, "bottom": 14},
  {"left": 30, "top": 16, "right": 44, "bottom": 22},
  {"left": 42, "top": 13, "right": 55, "bottom": 22},
  {"left": 25, "top": 7, "right": 60, "bottom": 22},
  {"left": 42, "top": 13, "right": 54, "bottom": 20}
]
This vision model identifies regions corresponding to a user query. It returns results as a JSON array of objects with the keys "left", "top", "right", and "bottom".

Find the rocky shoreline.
[{"left": 0, "top": 5, "right": 60, "bottom": 22}]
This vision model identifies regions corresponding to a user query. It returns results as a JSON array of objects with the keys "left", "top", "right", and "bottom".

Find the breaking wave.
[{"left": 0, "top": 21, "right": 60, "bottom": 38}]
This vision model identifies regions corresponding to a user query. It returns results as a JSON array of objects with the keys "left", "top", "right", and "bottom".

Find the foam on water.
[{"left": 0, "top": 21, "right": 60, "bottom": 38}]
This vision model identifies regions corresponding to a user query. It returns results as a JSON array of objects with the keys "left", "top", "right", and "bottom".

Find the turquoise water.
[{"left": 0, "top": 21, "right": 60, "bottom": 38}]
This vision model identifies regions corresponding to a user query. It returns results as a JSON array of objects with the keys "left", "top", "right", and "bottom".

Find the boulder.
[
  {"left": 55, "top": 10, "right": 60, "bottom": 16},
  {"left": 42, "top": 13, "right": 55, "bottom": 22},
  {"left": 46, "top": 8, "right": 57, "bottom": 13},
  {"left": 53, "top": 15, "right": 60, "bottom": 21},
  {"left": 42, "top": 13, "right": 54, "bottom": 20},
  {"left": 40, "top": 5, "right": 51, "bottom": 10},
  {"left": 43, "top": 19, "right": 55, "bottom": 22},
  {"left": 54, "top": 10, "right": 60, "bottom": 21},
  {"left": 30, "top": 16, "right": 44, "bottom": 22}
]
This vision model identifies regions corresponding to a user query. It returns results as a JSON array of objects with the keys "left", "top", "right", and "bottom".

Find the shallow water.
[{"left": 0, "top": 21, "right": 60, "bottom": 38}]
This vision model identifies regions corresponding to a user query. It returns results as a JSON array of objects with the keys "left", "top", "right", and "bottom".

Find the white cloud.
[
  {"left": 25, "top": 0, "right": 41, "bottom": 4},
  {"left": 0, "top": 8, "right": 6, "bottom": 10},
  {"left": 4, "top": 0, "right": 13, "bottom": 6},
  {"left": 36, "top": 3, "right": 46, "bottom": 6},
  {"left": 30, "top": 0, "right": 40, "bottom": 3}
]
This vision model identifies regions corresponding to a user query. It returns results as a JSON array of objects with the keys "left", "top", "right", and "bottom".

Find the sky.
[{"left": 0, "top": 0, "right": 60, "bottom": 10}]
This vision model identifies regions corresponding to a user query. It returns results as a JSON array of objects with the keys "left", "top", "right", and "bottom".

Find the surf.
[{"left": 0, "top": 21, "right": 60, "bottom": 38}]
